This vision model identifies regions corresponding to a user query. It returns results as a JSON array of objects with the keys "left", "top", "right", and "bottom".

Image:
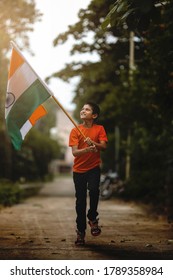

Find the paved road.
[{"left": 0, "top": 176, "right": 173, "bottom": 260}]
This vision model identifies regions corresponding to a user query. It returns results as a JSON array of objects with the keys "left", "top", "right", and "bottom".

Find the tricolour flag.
[{"left": 5, "top": 42, "right": 51, "bottom": 150}]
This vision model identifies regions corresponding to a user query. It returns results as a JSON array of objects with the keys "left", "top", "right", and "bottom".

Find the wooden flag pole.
[{"left": 52, "top": 95, "right": 86, "bottom": 140}]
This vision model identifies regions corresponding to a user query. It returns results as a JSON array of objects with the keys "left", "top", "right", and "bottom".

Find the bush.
[{"left": 0, "top": 180, "right": 23, "bottom": 206}]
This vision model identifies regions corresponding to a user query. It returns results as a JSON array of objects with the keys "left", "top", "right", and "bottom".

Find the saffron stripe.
[
  {"left": 8, "top": 48, "right": 24, "bottom": 80},
  {"left": 29, "top": 105, "right": 47, "bottom": 126},
  {"left": 6, "top": 62, "right": 37, "bottom": 118},
  {"left": 20, "top": 105, "right": 47, "bottom": 139}
]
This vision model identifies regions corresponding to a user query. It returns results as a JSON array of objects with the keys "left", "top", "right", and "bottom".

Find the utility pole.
[
  {"left": 129, "top": 31, "right": 135, "bottom": 73},
  {"left": 115, "top": 126, "right": 120, "bottom": 172},
  {"left": 125, "top": 31, "right": 135, "bottom": 180}
]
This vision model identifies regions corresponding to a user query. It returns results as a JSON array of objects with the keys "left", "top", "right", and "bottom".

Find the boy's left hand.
[{"left": 84, "top": 137, "right": 98, "bottom": 152}]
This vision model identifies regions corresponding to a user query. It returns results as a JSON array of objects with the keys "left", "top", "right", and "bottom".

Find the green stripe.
[{"left": 6, "top": 79, "right": 50, "bottom": 150}]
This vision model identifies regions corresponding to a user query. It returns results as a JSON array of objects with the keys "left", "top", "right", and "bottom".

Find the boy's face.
[{"left": 80, "top": 104, "right": 97, "bottom": 121}]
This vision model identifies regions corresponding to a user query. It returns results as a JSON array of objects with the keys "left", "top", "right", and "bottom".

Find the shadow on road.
[{"left": 84, "top": 242, "right": 173, "bottom": 260}]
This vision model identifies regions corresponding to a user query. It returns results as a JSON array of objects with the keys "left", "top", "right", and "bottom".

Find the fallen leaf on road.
[{"left": 145, "top": 244, "right": 152, "bottom": 248}]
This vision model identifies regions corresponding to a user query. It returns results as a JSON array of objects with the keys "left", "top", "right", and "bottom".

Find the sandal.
[
  {"left": 75, "top": 230, "right": 85, "bottom": 245},
  {"left": 88, "top": 219, "right": 101, "bottom": 236}
]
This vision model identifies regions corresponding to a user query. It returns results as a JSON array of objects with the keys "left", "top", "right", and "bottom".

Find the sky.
[{"left": 23, "top": 0, "right": 91, "bottom": 110}]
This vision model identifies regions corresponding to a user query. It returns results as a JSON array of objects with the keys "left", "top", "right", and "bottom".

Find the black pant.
[{"left": 73, "top": 166, "right": 101, "bottom": 232}]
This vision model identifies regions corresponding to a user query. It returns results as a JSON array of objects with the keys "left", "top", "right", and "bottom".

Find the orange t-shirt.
[{"left": 69, "top": 124, "right": 108, "bottom": 173}]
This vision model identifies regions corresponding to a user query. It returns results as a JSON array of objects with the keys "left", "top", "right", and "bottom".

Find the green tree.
[
  {"left": 49, "top": 0, "right": 149, "bottom": 175},
  {"left": 102, "top": 0, "right": 163, "bottom": 32},
  {"left": 11, "top": 129, "right": 61, "bottom": 181},
  {"left": 49, "top": 0, "right": 173, "bottom": 213},
  {"left": 0, "top": 0, "right": 41, "bottom": 126},
  {"left": 0, "top": 0, "right": 41, "bottom": 179},
  {"left": 102, "top": 0, "right": 173, "bottom": 209}
]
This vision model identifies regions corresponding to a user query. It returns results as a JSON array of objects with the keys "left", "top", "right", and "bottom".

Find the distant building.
[{"left": 52, "top": 108, "right": 77, "bottom": 173}]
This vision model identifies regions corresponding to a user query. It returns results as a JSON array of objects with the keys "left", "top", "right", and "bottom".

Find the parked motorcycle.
[{"left": 99, "top": 170, "right": 124, "bottom": 200}]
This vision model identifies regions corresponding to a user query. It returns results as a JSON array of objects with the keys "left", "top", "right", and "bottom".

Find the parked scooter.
[{"left": 100, "top": 170, "right": 124, "bottom": 200}]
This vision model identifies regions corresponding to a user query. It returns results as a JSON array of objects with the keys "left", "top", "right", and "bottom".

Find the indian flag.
[{"left": 5, "top": 42, "right": 51, "bottom": 150}]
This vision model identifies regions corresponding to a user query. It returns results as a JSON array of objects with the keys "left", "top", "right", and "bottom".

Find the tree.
[
  {"left": 102, "top": 0, "right": 164, "bottom": 32},
  {"left": 49, "top": 0, "right": 139, "bottom": 172},
  {"left": 49, "top": 0, "right": 173, "bottom": 212},
  {"left": 0, "top": 0, "right": 41, "bottom": 179},
  {"left": 102, "top": 0, "right": 173, "bottom": 210},
  {"left": 11, "top": 129, "right": 61, "bottom": 181},
  {"left": 0, "top": 0, "right": 41, "bottom": 127},
  {"left": 0, "top": 0, "right": 41, "bottom": 51}
]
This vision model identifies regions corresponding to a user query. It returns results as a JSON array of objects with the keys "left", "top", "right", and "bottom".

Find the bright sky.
[{"left": 24, "top": 0, "right": 91, "bottom": 110}]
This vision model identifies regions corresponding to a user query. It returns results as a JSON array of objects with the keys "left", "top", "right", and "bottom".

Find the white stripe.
[
  {"left": 6, "top": 62, "right": 37, "bottom": 117},
  {"left": 20, "top": 120, "right": 32, "bottom": 140}
]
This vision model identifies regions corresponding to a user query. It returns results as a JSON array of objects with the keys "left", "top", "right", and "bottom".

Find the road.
[{"left": 0, "top": 176, "right": 173, "bottom": 260}]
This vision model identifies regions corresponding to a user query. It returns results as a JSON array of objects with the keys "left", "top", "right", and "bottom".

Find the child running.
[{"left": 69, "top": 102, "right": 108, "bottom": 245}]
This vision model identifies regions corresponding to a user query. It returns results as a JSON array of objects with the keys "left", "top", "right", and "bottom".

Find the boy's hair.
[{"left": 85, "top": 102, "right": 100, "bottom": 120}]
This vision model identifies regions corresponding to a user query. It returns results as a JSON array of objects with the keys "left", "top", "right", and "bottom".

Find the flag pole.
[
  {"left": 52, "top": 95, "right": 86, "bottom": 139},
  {"left": 10, "top": 41, "right": 86, "bottom": 140}
]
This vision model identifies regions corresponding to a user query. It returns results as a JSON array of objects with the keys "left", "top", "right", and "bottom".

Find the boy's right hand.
[
  {"left": 84, "top": 137, "right": 93, "bottom": 146},
  {"left": 84, "top": 137, "right": 98, "bottom": 152}
]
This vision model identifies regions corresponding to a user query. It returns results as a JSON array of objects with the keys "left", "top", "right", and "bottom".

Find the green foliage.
[
  {"left": 0, "top": 180, "right": 22, "bottom": 206},
  {"left": 48, "top": 0, "right": 173, "bottom": 213},
  {"left": 0, "top": 0, "right": 41, "bottom": 52},
  {"left": 0, "top": 130, "right": 12, "bottom": 179},
  {"left": 0, "top": 1, "right": 62, "bottom": 184},
  {"left": 0, "top": 0, "right": 42, "bottom": 126},
  {"left": 0, "top": 180, "right": 44, "bottom": 207},
  {"left": 0, "top": 0, "right": 42, "bottom": 181},
  {"left": 101, "top": 0, "right": 132, "bottom": 30},
  {"left": 26, "top": 129, "right": 61, "bottom": 180},
  {"left": 102, "top": 0, "right": 164, "bottom": 32},
  {"left": 11, "top": 129, "right": 61, "bottom": 181}
]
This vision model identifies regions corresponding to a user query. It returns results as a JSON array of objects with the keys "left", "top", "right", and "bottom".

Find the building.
[{"left": 51, "top": 108, "right": 76, "bottom": 173}]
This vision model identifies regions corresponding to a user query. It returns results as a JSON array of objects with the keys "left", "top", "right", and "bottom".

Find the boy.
[{"left": 69, "top": 102, "right": 108, "bottom": 245}]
